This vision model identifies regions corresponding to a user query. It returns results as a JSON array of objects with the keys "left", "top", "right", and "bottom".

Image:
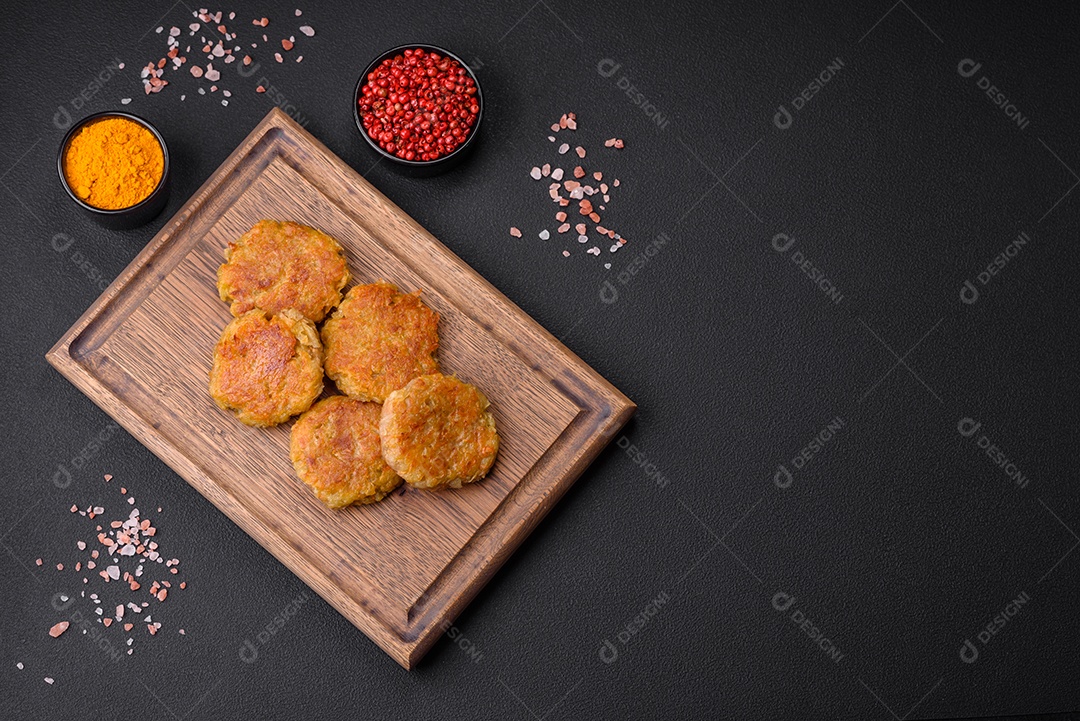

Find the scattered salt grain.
[
  {"left": 512, "top": 113, "right": 631, "bottom": 263},
  {"left": 509, "top": 227, "right": 522, "bottom": 238},
  {"left": 299, "top": 25, "right": 315, "bottom": 36},
  {"left": 44, "top": 677, "right": 54, "bottom": 685}
]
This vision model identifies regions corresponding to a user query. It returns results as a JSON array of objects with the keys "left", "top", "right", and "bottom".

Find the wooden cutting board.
[{"left": 46, "top": 108, "right": 634, "bottom": 669}]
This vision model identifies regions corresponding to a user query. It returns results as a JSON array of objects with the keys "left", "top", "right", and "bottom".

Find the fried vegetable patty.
[
  {"left": 217, "top": 220, "right": 350, "bottom": 322},
  {"left": 379, "top": 374, "right": 499, "bottom": 489},
  {"left": 290, "top": 396, "right": 402, "bottom": 508},
  {"left": 321, "top": 281, "right": 440, "bottom": 403},
  {"left": 208, "top": 309, "right": 324, "bottom": 427}
]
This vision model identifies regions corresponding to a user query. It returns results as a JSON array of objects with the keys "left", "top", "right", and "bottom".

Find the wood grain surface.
[{"left": 46, "top": 108, "right": 635, "bottom": 669}]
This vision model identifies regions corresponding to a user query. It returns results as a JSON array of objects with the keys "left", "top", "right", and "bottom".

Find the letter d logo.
[
  {"left": 959, "top": 638, "right": 979, "bottom": 664},
  {"left": 51, "top": 233, "right": 74, "bottom": 253},
  {"left": 53, "top": 105, "right": 72, "bottom": 130},
  {"left": 771, "top": 233, "right": 795, "bottom": 253},
  {"left": 599, "top": 280, "right": 619, "bottom": 304},
  {"left": 239, "top": 639, "right": 259, "bottom": 663},
  {"left": 957, "top": 59, "right": 982, "bottom": 78},
  {"left": 957, "top": 417, "right": 981, "bottom": 438},
  {"left": 52, "top": 464, "right": 72, "bottom": 489},
  {"left": 597, "top": 58, "right": 621, "bottom": 78},
  {"left": 772, "top": 591, "right": 796, "bottom": 612},
  {"left": 51, "top": 592, "right": 74, "bottom": 612},
  {"left": 598, "top": 639, "right": 619, "bottom": 664},
  {"left": 773, "top": 464, "right": 793, "bottom": 489},
  {"left": 773, "top": 104, "right": 792, "bottom": 130},
  {"left": 960, "top": 279, "right": 979, "bottom": 305}
]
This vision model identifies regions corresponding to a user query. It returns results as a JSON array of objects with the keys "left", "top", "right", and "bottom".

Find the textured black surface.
[{"left": 1, "top": 1, "right": 1078, "bottom": 719}]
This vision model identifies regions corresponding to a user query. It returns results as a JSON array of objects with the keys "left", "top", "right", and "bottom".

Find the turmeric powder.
[{"left": 63, "top": 116, "right": 164, "bottom": 210}]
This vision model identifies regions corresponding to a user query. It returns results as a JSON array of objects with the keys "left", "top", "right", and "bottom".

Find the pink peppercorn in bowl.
[{"left": 353, "top": 44, "right": 483, "bottom": 176}]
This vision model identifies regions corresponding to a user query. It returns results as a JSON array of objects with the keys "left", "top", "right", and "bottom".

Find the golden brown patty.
[
  {"left": 379, "top": 374, "right": 499, "bottom": 489},
  {"left": 289, "top": 396, "right": 401, "bottom": 508},
  {"left": 217, "top": 220, "right": 350, "bottom": 322},
  {"left": 321, "top": 281, "right": 440, "bottom": 403},
  {"left": 208, "top": 309, "right": 324, "bottom": 427}
]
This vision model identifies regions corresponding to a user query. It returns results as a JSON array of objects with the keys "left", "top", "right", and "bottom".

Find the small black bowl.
[
  {"left": 353, "top": 44, "right": 483, "bottom": 177},
  {"left": 57, "top": 111, "right": 171, "bottom": 230}
]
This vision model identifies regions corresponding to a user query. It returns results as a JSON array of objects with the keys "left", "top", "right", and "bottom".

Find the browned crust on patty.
[
  {"left": 290, "top": 396, "right": 401, "bottom": 508},
  {"left": 217, "top": 220, "right": 350, "bottom": 322},
  {"left": 208, "top": 309, "right": 324, "bottom": 427},
  {"left": 321, "top": 281, "right": 440, "bottom": 403},
  {"left": 379, "top": 374, "right": 499, "bottom": 489}
]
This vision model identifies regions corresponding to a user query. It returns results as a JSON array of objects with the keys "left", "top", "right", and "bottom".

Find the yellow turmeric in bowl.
[{"left": 62, "top": 116, "right": 164, "bottom": 210}]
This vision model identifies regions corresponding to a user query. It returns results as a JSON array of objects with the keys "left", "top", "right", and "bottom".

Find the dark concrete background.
[{"left": 1, "top": 1, "right": 1078, "bottom": 718}]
